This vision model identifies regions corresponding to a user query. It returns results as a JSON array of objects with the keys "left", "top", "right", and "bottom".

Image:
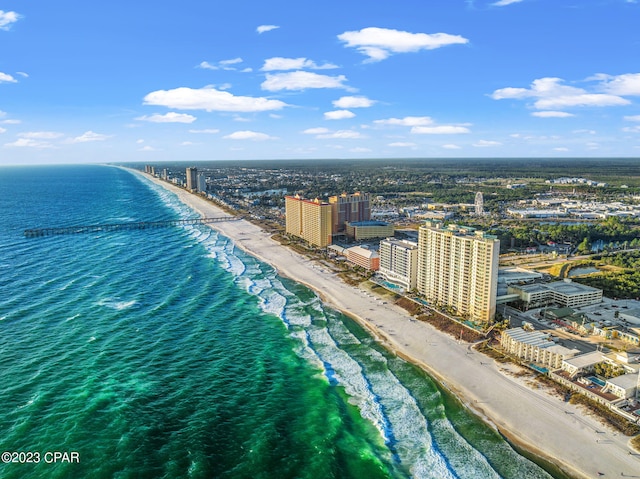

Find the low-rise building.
[
  {"left": 603, "top": 374, "right": 639, "bottom": 399},
  {"left": 508, "top": 279, "right": 602, "bottom": 309},
  {"left": 345, "top": 246, "right": 380, "bottom": 271},
  {"left": 501, "top": 327, "right": 580, "bottom": 369},
  {"left": 561, "top": 351, "right": 605, "bottom": 378},
  {"left": 345, "top": 221, "right": 394, "bottom": 241}
]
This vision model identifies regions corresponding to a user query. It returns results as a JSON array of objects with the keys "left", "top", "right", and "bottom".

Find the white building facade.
[{"left": 379, "top": 238, "right": 418, "bottom": 291}]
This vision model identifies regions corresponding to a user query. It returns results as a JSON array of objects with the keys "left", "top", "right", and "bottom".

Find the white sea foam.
[
  {"left": 66, "top": 313, "right": 80, "bottom": 322},
  {"left": 97, "top": 298, "right": 139, "bottom": 310}
]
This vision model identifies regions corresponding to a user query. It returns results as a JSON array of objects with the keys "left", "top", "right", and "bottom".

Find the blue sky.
[{"left": 1, "top": 0, "right": 640, "bottom": 165}]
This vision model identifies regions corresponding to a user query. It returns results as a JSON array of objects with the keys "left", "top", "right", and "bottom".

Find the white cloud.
[
  {"left": 388, "top": 142, "right": 417, "bottom": 147},
  {"left": 623, "top": 125, "right": 640, "bottom": 133},
  {"left": 223, "top": 130, "right": 277, "bottom": 141},
  {"left": 69, "top": 131, "right": 110, "bottom": 143},
  {"left": 412, "top": 125, "right": 470, "bottom": 134},
  {"left": 144, "top": 86, "right": 288, "bottom": 112},
  {"left": 0, "top": 127, "right": 6, "bottom": 134},
  {"left": 180, "top": 141, "right": 196, "bottom": 146},
  {"left": 531, "top": 111, "right": 574, "bottom": 118},
  {"left": 492, "top": 0, "right": 523, "bottom": 6},
  {"left": 442, "top": 144, "right": 462, "bottom": 149},
  {"left": 5, "top": 138, "right": 53, "bottom": 148},
  {"left": 19, "top": 131, "right": 63, "bottom": 139},
  {"left": 0, "top": 10, "right": 20, "bottom": 30},
  {"left": 261, "top": 71, "right": 350, "bottom": 91},
  {"left": 16, "top": 72, "right": 28, "bottom": 78},
  {"left": 317, "top": 130, "right": 366, "bottom": 139},
  {"left": 138, "top": 145, "right": 158, "bottom": 151},
  {"left": 350, "top": 147, "right": 372, "bottom": 153},
  {"left": 473, "top": 140, "right": 502, "bottom": 147},
  {"left": 0, "top": 119, "right": 19, "bottom": 125},
  {"left": 0, "top": 72, "right": 17, "bottom": 83},
  {"left": 332, "top": 96, "right": 376, "bottom": 109},
  {"left": 624, "top": 115, "right": 640, "bottom": 121},
  {"left": 554, "top": 147, "right": 570, "bottom": 152},
  {"left": 198, "top": 61, "right": 218, "bottom": 70},
  {"left": 261, "top": 57, "right": 338, "bottom": 71},
  {"left": 302, "top": 127, "right": 330, "bottom": 135},
  {"left": 374, "top": 116, "right": 434, "bottom": 126},
  {"left": 492, "top": 77, "right": 630, "bottom": 110},
  {"left": 324, "top": 110, "right": 356, "bottom": 120},
  {"left": 338, "top": 27, "right": 468, "bottom": 62},
  {"left": 136, "top": 112, "right": 197, "bottom": 123},
  {"left": 572, "top": 129, "right": 596, "bottom": 135},
  {"left": 189, "top": 129, "right": 220, "bottom": 134},
  {"left": 257, "top": 25, "right": 279, "bottom": 34},
  {"left": 197, "top": 58, "right": 249, "bottom": 72},
  {"left": 598, "top": 73, "right": 640, "bottom": 96}
]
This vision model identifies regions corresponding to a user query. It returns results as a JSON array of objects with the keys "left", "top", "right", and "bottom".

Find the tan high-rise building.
[
  {"left": 328, "top": 192, "right": 371, "bottom": 234},
  {"left": 186, "top": 167, "right": 198, "bottom": 192},
  {"left": 285, "top": 195, "right": 332, "bottom": 247},
  {"left": 417, "top": 221, "right": 499, "bottom": 322}
]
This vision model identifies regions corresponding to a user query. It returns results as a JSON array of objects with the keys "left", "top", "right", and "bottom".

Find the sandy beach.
[{"left": 137, "top": 170, "right": 640, "bottom": 479}]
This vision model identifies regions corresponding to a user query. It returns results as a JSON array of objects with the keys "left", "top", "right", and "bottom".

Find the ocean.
[{"left": 0, "top": 165, "right": 560, "bottom": 478}]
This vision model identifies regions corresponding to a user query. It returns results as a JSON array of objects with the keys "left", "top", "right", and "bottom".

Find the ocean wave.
[{"left": 97, "top": 298, "right": 139, "bottom": 310}]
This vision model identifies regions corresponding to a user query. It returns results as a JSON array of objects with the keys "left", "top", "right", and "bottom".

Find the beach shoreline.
[{"left": 133, "top": 169, "right": 640, "bottom": 479}]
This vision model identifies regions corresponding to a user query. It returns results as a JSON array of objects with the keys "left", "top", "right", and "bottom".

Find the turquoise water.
[{"left": 0, "top": 165, "right": 557, "bottom": 478}]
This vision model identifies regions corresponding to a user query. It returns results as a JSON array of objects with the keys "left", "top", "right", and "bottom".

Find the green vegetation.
[
  {"left": 490, "top": 216, "right": 640, "bottom": 252},
  {"left": 593, "top": 361, "right": 626, "bottom": 379},
  {"left": 572, "top": 250, "right": 640, "bottom": 299}
]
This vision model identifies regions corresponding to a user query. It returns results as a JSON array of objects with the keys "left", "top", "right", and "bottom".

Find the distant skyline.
[{"left": 1, "top": 0, "right": 640, "bottom": 165}]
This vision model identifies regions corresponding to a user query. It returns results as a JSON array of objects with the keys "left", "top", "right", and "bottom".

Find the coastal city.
[{"left": 141, "top": 159, "right": 640, "bottom": 474}]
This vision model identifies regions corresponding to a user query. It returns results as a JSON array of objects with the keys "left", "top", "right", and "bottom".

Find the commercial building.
[
  {"left": 285, "top": 195, "right": 332, "bottom": 248},
  {"left": 508, "top": 280, "right": 602, "bottom": 309},
  {"left": 417, "top": 221, "right": 500, "bottom": 322},
  {"left": 501, "top": 327, "right": 579, "bottom": 369},
  {"left": 329, "top": 192, "right": 371, "bottom": 233},
  {"left": 345, "top": 221, "right": 394, "bottom": 241},
  {"left": 345, "top": 246, "right": 379, "bottom": 271},
  {"left": 379, "top": 238, "right": 418, "bottom": 291},
  {"left": 186, "top": 167, "right": 198, "bottom": 192}
]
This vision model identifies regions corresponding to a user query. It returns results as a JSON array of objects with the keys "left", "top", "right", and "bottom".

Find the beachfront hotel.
[
  {"left": 379, "top": 238, "right": 418, "bottom": 291},
  {"left": 285, "top": 195, "right": 332, "bottom": 248},
  {"left": 329, "top": 192, "right": 371, "bottom": 234},
  {"left": 417, "top": 221, "right": 500, "bottom": 322}
]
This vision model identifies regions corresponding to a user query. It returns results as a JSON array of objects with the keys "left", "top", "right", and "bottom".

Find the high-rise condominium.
[
  {"left": 417, "top": 221, "right": 499, "bottom": 322},
  {"left": 379, "top": 238, "right": 418, "bottom": 291},
  {"left": 328, "top": 192, "right": 371, "bottom": 234},
  {"left": 285, "top": 195, "right": 332, "bottom": 248},
  {"left": 186, "top": 167, "right": 198, "bottom": 192}
]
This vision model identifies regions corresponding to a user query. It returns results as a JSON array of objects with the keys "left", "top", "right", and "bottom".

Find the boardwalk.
[{"left": 24, "top": 217, "right": 239, "bottom": 237}]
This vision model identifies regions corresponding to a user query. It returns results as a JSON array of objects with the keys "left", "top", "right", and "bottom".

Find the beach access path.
[{"left": 138, "top": 171, "right": 640, "bottom": 479}]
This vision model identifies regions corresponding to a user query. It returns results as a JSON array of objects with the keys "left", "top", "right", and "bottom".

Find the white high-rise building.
[
  {"left": 474, "top": 192, "right": 484, "bottom": 216},
  {"left": 417, "top": 221, "right": 499, "bottom": 322},
  {"left": 379, "top": 238, "right": 418, "bottom": 291},
  {"left": 197, "top": 174, "right": 207, "bottom": 193}
]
